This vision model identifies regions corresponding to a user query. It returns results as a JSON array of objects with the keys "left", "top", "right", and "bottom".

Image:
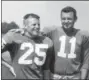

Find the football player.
[
  {"left": 44, "top": 6, "right": 89, "bottom": 79},
  {"left": 2, "top": 13, "right": 53, "bottom": 79}
]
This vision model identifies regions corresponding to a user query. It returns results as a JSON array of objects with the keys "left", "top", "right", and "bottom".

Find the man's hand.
[
  {"left": 9, "top": 28, "right": 24, "bottom": 34},
  {"left": 80, "top": 68, "right": 88, "bottom": 79}
]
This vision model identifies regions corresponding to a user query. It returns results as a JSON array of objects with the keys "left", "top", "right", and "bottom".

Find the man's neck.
[{"left": 62, "top": 27, "right": 74, "bottom": 36}]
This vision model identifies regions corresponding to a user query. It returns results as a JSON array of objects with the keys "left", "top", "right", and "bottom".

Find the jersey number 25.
[{"left": 18, "top": 42, "right": 48, "bottom": 66}]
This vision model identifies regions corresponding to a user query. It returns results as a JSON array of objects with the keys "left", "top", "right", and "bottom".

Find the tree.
[{"left": 2, "top": 21, "right": 19, "bottom": 34}]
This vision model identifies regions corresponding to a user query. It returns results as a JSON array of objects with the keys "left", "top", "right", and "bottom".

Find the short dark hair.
[
  {"left": 61, "top": 6, "right": 77, "bottom": 20},
  {"left": 23, "top": 13, "right": 40, "bottom": 20}
]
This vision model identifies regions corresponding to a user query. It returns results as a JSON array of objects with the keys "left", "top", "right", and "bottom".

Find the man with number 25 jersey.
[
  {"left": 2, "top": 13, "right": 53, "bottom": 79},
  {"left": 44, "top": 6, "right": 89, "bottom": 79}
]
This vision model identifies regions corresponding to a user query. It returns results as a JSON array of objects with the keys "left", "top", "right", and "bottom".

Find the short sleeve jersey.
[{"left": 2, "top": 31, "right": 53, "bottom": 79}]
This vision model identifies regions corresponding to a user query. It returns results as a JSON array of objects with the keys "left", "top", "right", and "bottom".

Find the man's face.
[
  {"left": 61, "top": 12, "right": 76, "bottom": 29},
  {"left": 25, "top": 17, "right": 40, "bottom": 37}
]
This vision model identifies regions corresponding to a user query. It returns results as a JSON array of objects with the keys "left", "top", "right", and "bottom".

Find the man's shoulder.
[
  {"left": 43, "top": 26, "right": 61, "bottom": 33},
  {"left": 78, "top": 30, "right": 89, "bottom": 38},
  {"left": 4, "top": 30, "right": 15, "bottom": 37},
  {"left": 9, "top": 30, "right": 24, "bottom": 38},
  {"left": 3, "top": 30, "right": 26, "bottom": 43},
  {"left": 77, "top": 30, "right": 89, "bottom": 44},
  {"left": 52, "top": 27, "right": 62, "bottom": 32},
  {"left": 46, "top": 27, "right": 62, "bottom": 36},
  {"left": 2, "top": 31, "right": 16, "bottom": 42}
]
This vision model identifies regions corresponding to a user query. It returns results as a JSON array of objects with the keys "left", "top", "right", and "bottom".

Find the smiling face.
[
  {"left": 24, "top": 17, "right": 40, "bottom": 37},
  {"left": 61, "top": 11, "right": 76, "bottom": 30}
]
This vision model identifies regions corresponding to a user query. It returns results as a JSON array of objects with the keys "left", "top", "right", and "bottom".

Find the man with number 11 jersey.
[
  {"left": 2, "top": 13, "right": 53, "bottom": 79},
  {"left": 44, "top": 6, "right": 89, "bottom": 79},
  {"left": 49, "top": 27, "right": 89, "bottom": 75}
]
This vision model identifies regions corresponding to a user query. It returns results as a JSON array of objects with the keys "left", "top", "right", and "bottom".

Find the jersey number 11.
[{"left": 58, "top": 35, "right": 76, "bottom": 58}]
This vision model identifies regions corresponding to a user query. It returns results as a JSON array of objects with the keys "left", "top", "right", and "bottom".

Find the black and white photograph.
[{"left": 1, "top": 1, "right": 89, "bottom": 79}]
